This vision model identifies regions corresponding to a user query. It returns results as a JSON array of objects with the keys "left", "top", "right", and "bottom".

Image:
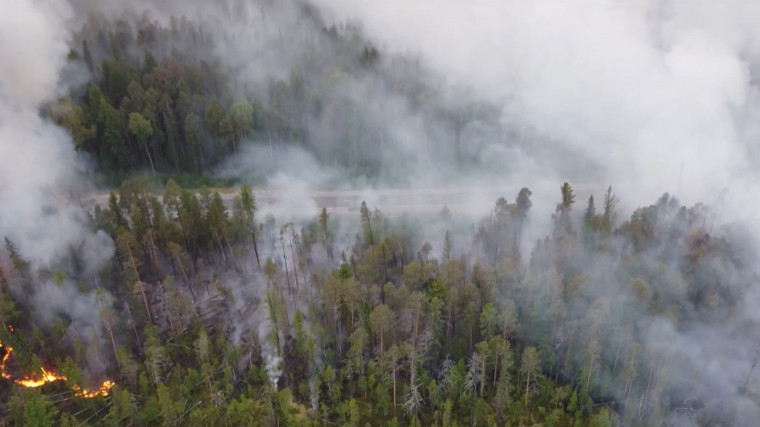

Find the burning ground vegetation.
[
  {"left": 0, "top": 325, "right": 114, "bottom": 398},
  {"left": 1, "top": 179, "right": 760, "bottom": 425}
]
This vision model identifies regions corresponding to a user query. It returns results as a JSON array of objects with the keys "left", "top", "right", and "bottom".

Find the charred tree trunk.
[{"left": 251, "top": 231, "right": 261, "bottom": 271}]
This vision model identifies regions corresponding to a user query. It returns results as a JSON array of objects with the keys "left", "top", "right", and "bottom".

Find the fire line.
[{"left": 0, "top": 327, "right": 114, "bottom": 398}]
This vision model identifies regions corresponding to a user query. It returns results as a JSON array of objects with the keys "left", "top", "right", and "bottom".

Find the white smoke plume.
[
  {"left": 0, "top": 1, "right": 113, "bottom": 268},
  {"left": 0, "top": 0, "right": 114, "bottom": 367},
  {"left": 313, "top": 1, "right": 760, "bottom": 213},
  {"left": 264, "top": 353, "right": 284, "bottom": 388}
]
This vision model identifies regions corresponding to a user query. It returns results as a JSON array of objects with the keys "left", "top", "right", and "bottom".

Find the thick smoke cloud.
[
  {"left": 0, "top": 0, "right": 114, "bottom": 367},
  {"left": 0, "top": 0, "right": 113, "bottom": 268},
  {"left": 57, "top": 0, "right": 760, "bottom": 216},
  {"left": 71, "top": 0, "right": 555, "bottom": 195},
  {"left": 76, "top": 0, "right": 760, "bottom": 220},
  {"left": 313, "top": 1, "right": 760, "bottom": 212}
]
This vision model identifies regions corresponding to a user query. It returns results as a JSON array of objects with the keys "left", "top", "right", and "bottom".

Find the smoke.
[
  {"left": 0, "top": 0, "right": 114, "bottom": 373},
  {"left": 90, "top": 0, "right": 760, "bottom": 218},
  {"left": 265, "top": 353, "right": 284, "bottom": 388},
  {"left": 300, "top": 0, "right": 760, "bottom": 423},
  {"left": 56, "top": 0, "right": 760, "bottom": 215},
  {"left": 9, "top": 0, "right": 760, "bottom": 420},
  {"left": 312, "top": 1, "right": 760, "bottom": 211},
  {"left": 69, "top": 0, "right": 554, "bottom": 192},
  {"left": 0, "top": 0, "right": 114, "bottom": 267}
]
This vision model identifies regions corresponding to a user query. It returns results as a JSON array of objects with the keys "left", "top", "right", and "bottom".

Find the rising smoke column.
[
  {"left": 0, "top": 0, "right": 114, "bottom": 371},
  {"left": 0, "top": 1, "right": 113, "bottom": 268}
]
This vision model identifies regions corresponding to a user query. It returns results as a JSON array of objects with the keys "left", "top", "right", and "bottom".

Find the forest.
[
  {"left": 2, "top": 0, "right": 760, "bottom": 426},
  {"left": 52, "top": 3, "right": 515, "bottom": 187},
  {"left": 1, "top": 176, "right": 756, "bottom": 426}
]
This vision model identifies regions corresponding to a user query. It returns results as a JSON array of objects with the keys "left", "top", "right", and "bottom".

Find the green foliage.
[
  {"left": 57, "top": 9, "right": 506, "bottom": 183},
  {"left": 3, "top": 169, "right": 748, "bottom": 426},
  {"left": 10, "top": 388, "right": 58, "bottom": 427}
]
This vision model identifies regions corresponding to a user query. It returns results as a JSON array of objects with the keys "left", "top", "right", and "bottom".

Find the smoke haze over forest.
[
  {"left": 2, "top": 0, "right": 760, "bottom": 425},
  {"left": 313, "top": 1, "right": 760, "bottom": 211},
  {"left": 56, "top": 0, "right": 760, "bottom": 218}
]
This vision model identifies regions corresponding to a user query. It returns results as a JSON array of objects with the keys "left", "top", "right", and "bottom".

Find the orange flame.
[
  {"left": 72, "top": 380, "right": 116, "bottom": 398},
  {"left": 15, "top": 366, "right": 66, "bottom": 387},
  {"left": 0, "top": 327, "right": 114, "bottom": 398}
]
